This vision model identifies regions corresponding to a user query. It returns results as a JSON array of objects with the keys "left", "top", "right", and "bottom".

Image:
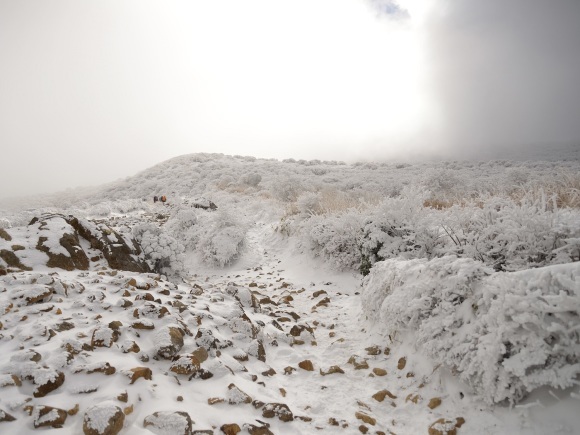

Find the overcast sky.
[{"left": 1, "top": 0, "right": 579, "bottom": 198}]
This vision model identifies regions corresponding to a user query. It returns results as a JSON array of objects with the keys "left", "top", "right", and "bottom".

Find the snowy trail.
[
  {"left": 195, "top": 221, "right": 580, "bottom": 434},
  {"left": 194, "top": 222, "right": 490, "bottom": 434}
]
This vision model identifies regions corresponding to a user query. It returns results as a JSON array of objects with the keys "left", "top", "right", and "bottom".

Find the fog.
[{"left": 1, "top": 0, "right": 579, "bottom": 199}]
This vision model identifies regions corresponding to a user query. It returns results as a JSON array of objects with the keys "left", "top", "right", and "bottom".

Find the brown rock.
[
  {"left": 245, "top": 423, "right": 274, "bottom": 435},
  {"left": 221, "top": 423, "right": 241, "bottom": 434},
  {"left": 208, "top": 397, "right": 225, "bottom": 405},
  {"left": 86, "top": 362, "right": 116, "bottom": 376},
  {"left": 0, "top": 228, "right": 12, "bottom": 241},
  {"left": 320, "top": 365, "right": 345, "bottom": 376},
  {"left": 68, "top": 404, "right": 80, "bottom": 416},
  {"left": 372, "top": 368, "right": 387, "bottom": 376},
  {"left": 156, "top": 326, "right": 184, "bottom": 359},
  {"left": 131, "top": 320, "right": 154, "bottom": 330},
  {"left": 91, "top": 327, "right": 119, "bottom": 348},
  {"left": 117, "top": 392, "right": 128, "bottom": 403},
  {"left": 36, "top": 229, "right": 89, "bottom": 271},
  {"left": 0, "top": 408, "right": 16, "bottom": 422},
  {"left": 428, "top": 397, "right": 442, "bottom": 409},
  {"left": 372, "top": 389, "right": 397, "bottom": 402},
  {"left": 289, "top": 324, "right": 313, "bottom": 337},
  {"left": 348, "top": 355, "right": 369, "bottom": 370},
  {"left": 33, "top": 405, "right": 68, "bottom": 428},
  {"left": 359, "top": 425, "right": 369, "bottom": 433},
  {"left": 227, "top": 383, "right": 252, "bottom": 404},
  {"left": 170, "top": 354, "right": 201, "bottom": 375},
  {"left": 108, "top": 321, "right": 123, "bottom": 331},
  {"left": 428, "top": 418, "right": 463, "bottom": 435},
  {"left": 0, "top": 249, "right": 32, "bottom": 271},
  {"left": 355, "top": 412, "right": 376, "bottom": 426},
  {"left": 298, "top": 360, "right": 314, "bottom": 371},
  {"left": 0, "top": 374, "right": 22, "bottom": 387},
  {"left": 262, "top": 403, "right": 293, "bottom": 422},
  {"left": 122, "top": 341, "right": 140, "bottom": 353},
  {"left": 33, "top": 371, "right": 65, "bottom": 397},
  {"left": 397, "top": 357, "right": 406, "bottom": 370},
  {"left": 128, "top": 367, "right": 152, "bottom": 384},
  {"left": 405, "top": 393, "right": 421, "bottom": 404},
  {"left": 365, "top": 346, "right": 381, "bottom": 355},
  {"left": 262, "top": 368, "right": 276, "bottom": 377},
  {"left": 143, "top": 411, "right": 193, "bottom": 435},
  {"left": 83, "top": 404, "right": 125, "bottom": 435}
]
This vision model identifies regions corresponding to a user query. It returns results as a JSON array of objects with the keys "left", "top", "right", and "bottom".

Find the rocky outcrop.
[{"left": 27, "top": 214, "right": 150, "bottom": 273}]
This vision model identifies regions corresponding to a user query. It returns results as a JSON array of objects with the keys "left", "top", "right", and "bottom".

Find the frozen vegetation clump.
[
  {"left": 362, "top": 256, "right": 580, "bottom": 404},
  {"left": 193, "top": 206, "right": 250, "bottom": 267},
  {"left": 133, "top": 223, "right": 185, "bottom": 273}
]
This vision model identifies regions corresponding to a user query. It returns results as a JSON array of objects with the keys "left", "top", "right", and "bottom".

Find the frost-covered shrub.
[
  {"left": 302, "top": 210, "right": 364, "bottom": 270},
  {"left": 269, "top": 176, "right": 303, "bottom": 202},
  {"left": 239, "top": 172, "right": 262, "bottom": 187},
  {"left": 194, "top": 207, "right": 249, "bottom": 267},
  {"left": 362, "top": 256, "right": 580, "bottom": 404},
  {"left": 440, "top": 197, "right": 571, "bottom": 271},
  {"left": 359, "top": 191, "right": 442, "bottom": 275},
  {"left": 88, "top": 202, "right": 113, "bottom": 218},
  {"left": 133, "top": 223, "right": 185, "bottom": 272},
  {"left": 296, "top": 192, "right": 322, "bottom": 216},
  {"left": 164, "top": 208, "right": 198, "bottom": 251}
]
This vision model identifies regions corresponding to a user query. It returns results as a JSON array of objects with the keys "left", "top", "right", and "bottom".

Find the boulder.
[
  {"left": 227, "top": 383, "right": 252, "bottom": 405},
  {"left": 33, "top": 370, "right": 65, "bottom": 398},
  {"left": 33, "top": 405, "right": 68, "bottom": 428},
  {"left": 143, "top": 411, "right": 193, "bottom": 435},
  {"left": 428, "top": 417, "right": 465, "bottom": 435},
  {"left": 220, "top": 423, "right": 241, "bottom": 435},
  {"left": 170, "top": 355, "right": 201, "bottom": 375},
  {"left": 0, "top": 408, "right": 16, "bottom": 422},
  {"left": 127, "top": 367, "right": 152, "bottom": 384},
  {"left": 262, "top": 403, "right": 293, "bottom": 422},
  {"left": 154, "top": 326, "right": 184, "bottom": 359},
  {"left": 91, "top": 327, "right": 120, "bottom": 348},
  {"left": 83, "top": 403, "right": 125, "bottom": 435},
  {"left": 372, "top": 390, "right": 397, "bottom": 402}
]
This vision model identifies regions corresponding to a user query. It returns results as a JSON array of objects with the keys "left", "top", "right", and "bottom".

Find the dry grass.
[
  {"left": 424, "top": 172, "right": 580, "bottom": 210},
  {"left": 317, "top": 189, "right": 381, "bottom": 214}
]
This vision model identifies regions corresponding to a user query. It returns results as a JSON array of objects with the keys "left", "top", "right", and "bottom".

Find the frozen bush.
[
  {"left": 301, "top": 210, "right": 364, "bottom": 271},
  {"left": 296, "top": 192, "right": 322, "bottom": 216},
  {"left": 133, "top": 223, "right": 185, "bottom": 272},
  {"left": 359, "top": 190, "right": 442, "bottom": 275},
  {"left": 194, "top": 207, "right": 249, "bottom": 267},
  {"left": 440, "top": 197, "right": 570, "bottom": 271},
  {"left": 164, "top": 207, "right": 199, "bottom": 251},
  {"left": 239, "top": 173, "right": 262, "bottom": 187},
  {"left": 362, "top": 256, "right": 580, "bottom": 404},
  {"left": 269, "top": 176, "right": 303, "bottom": 202}
]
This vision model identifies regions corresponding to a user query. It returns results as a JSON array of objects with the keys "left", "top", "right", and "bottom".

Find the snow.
[{"left": 0, "top": 153, "right": 579, "bottom": 434}]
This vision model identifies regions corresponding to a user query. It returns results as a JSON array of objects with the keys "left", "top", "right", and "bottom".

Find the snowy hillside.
[{"left": 1, "top": 153, "right": 579, "bottom": 434}]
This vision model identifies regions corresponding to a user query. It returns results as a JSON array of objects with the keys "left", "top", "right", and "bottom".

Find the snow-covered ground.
[{"left": 1, "top": 153, "right": 579, "bottom": 434}]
